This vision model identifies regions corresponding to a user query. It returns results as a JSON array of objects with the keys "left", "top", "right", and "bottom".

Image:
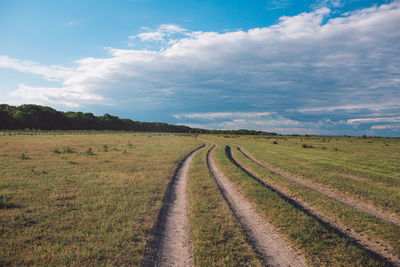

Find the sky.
[{"left": 0, "top": 0, "right": 399, "bottom": 136}]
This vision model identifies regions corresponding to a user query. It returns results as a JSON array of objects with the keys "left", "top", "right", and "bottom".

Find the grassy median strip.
[
  {"left": 188, "top": 145, "right": 262, "bottom": 266},
  {"left": 212, "top": 144, "right": 385, "bottom": 266},
  {"left": 231, "top": 146, "right": 400, "bottom": 258},
  {"left": 0, "top": 133, "right": 201, "bottom": 266}
]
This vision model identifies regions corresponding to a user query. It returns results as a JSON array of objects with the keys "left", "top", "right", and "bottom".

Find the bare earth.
[
  {"left": 233, "top": 146, "right": 400, "bottom": 266},
  {"left": 207, "top": 145, "right": 307, "bottom": 267},
  {"left": 154, "top": 146, "right": 203, "bottom": 267},
  {"left": 237, "top": 146, "right": 400, "bottom": 227}
]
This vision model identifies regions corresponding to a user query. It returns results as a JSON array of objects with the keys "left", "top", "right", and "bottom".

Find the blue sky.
[{"left": 1, "top": 0, "right": 399, "bottom": 136}]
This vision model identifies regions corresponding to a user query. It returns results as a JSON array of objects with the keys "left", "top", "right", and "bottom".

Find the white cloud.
[
  {"left": 371, "top": 124, "right": 400, "bottom": 130},
  {"left": 347, "top": 117, "right": 400, "bottom": 124},
  {"left": 136, "top": 31, "right": 165, "bottom": 42},
  {"left": 174, "top": 112, "right": 274, "bottom": 120},
  {"left": 158, "top": 24, "right": 186, "bottom": 33},
  {"left": 10, "top": 84, "right": 104, "bottom": 107},
  {"left": 129, "top": 24, "right": 187, "bottom": 43},
  {"left": 0, "top": 56, "right": 74, "bottom": 81}
]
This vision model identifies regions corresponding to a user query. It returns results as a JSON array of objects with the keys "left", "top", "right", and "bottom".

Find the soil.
[{"left": 147, "top": 145, "right": 204, "bottom": 267}]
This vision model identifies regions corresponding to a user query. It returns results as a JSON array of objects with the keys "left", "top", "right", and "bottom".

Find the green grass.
[
  {"left": 230, "top": 145, "right": 400, "bottom": 258},
  {"left": 188, "top": 144, "right": 262, "bottom": 266},
  {"left": 0, "top": 133, "right": 201, "bottom": 266},
  {"left": 224, "top": 136, "right": 400, "bottom": 216},
  {"left": 211, "top": 142, "right": 385, "bottom": 266}
]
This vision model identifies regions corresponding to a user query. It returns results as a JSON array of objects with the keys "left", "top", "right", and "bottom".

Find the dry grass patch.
[{"left": 0, "top": 133, "right": 201, "bottom": 266}]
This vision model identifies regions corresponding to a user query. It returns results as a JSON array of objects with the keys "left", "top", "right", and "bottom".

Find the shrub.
[
  {"left": 0, "top": 195, "right": 12, "bottom": 209},
  {"left": 102, "top": 145, "right": 108, "bottom": 152},
  {"left": 63, "top": 146, "right": 74, "bottom": 154},
  {"left": 302, "top": 144, "right": 314, "bottom": 149},
  {"left": 53, "top": 148, "right": 61, "bottom": 154},
  {"left": 19, "top": 153, "right": 29, "bottom": 160},
  {"left": 84, "top": 147, "right": 94, "bottom": 156},
  {"left": 272, "top": 141, "right": 278, "bottom": 144}
]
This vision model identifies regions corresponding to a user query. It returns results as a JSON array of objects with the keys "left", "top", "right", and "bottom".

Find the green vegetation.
[
  {"left": 226, "top": 135, "right": 400, "bottom": 214},
  {"left": 230, "top": 145, "right": 400, "bottom": 258},
  {"left": 188, "top": 145, "right": 261, "bottom": 266},
  {"left": 2, "top": 132, "right": 398, "bottom": 265},
  {"left": 0, "top": 104, "right": 192, "bottom": 132},
  {"left": 0, "top": 133, "right": 201, "bottom": 265}
]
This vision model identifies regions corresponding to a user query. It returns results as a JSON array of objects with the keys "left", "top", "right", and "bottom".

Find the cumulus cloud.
[
  {"left": 9, "top": 84, "right": 104, "bottom": 107},
  {"left": 1, "top": 1, "right": 400, "bottom": 135}
]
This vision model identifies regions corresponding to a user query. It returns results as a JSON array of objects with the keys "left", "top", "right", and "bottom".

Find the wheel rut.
[
  {"left": 237, "top": 146, "right": 400, "bottom": 228},
  {"left": 229, "top": 145, "right": 399, "bottom": 266},
  {"left": 144, "top": 144, "right": 204, "bottom": 267},
  {"left": 207, "top": 145, "right": 307, "bottom": 267}
]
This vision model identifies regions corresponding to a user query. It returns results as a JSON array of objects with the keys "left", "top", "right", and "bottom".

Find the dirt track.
[
  {"left": 230, "top": 146, "right": 399, "bottom": 266},
  {"left": 146, "top": 145, "right": 204, "bottom": 267},
  {"left": 207, "top": 145, "right": 307, "bottom": 267}
]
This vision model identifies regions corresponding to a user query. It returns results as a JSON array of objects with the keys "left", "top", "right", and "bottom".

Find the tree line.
[{"left": 0, "top": 104, "right": 277, "bottom": 135}]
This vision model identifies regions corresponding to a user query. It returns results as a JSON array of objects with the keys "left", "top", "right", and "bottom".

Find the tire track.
[
  {"left": 144, "top": 144, "right": 204, "bottom": 267},
  {"left": 237, "top": 146, "right": 400, "bottom": 227},
  {"left": 207, "top": 145, "right": 307, "bottom": 267},
  {"left": 228, "top": 145, "right": 399, "bottom": 266}
]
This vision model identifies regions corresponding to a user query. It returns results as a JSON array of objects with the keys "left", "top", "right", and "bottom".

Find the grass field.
[
  {"left": 0, "top": 132, "right": 201, "bottom": 265},
  {"left": 205, "top": 135, "right": 400, "bottom": 264},
  {"left": 1, "top": 132, "right": 399, "bottom": 266}
]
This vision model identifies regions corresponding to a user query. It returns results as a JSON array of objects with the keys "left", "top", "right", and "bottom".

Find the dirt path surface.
[
  {"left": 207, "top": 145, "right": 307, "bottom": 267},
  {"left": 146, "top": 145, "right": 204, "bottom": 267},
  {"left": 237, "top": 146, "right": 400, "bottom": 228},
  {"left": 229, "top": 146, "right": 399, "bottom": 266}
]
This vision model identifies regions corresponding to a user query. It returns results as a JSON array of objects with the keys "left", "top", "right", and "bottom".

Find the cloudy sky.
[{"left": 0, "top": 0, "right": 399, "bottom": 136}]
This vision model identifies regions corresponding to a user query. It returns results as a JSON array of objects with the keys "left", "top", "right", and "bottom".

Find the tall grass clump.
[{"left": 63, "top": 146, "right": 74, "bottom": 154}]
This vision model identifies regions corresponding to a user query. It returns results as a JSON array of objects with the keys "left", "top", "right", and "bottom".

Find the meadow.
[
  {"left": 0, "top": 132, "right": 201, "bottom": 265},
  {"left": 0, "top": 132, "right": 399, "bottom": 266}
]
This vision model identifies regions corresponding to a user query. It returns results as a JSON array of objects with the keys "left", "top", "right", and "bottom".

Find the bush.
[
  {"left": 53, "top": 148, "right": 61, "bottom": 154},
  {"left": 63, "top": 146, "right": 74, "bottom": 154},
  {"left": 0, "top": 195, "right": 12, "bottom": 209},
  {"left": 19, "top": 153, "right": 29, "bottom": 160},
  {"left": 102, "top": 145, "right": 108, "bottom": 152},
  {"left": 272, "top": 140, "right": 278, "bottom": 144},
  {"left": 302, "top": 144, "right": 314, "bottom": 148},
  {"left": 84, "top": 147, "right": 94, "bottom": 156}
]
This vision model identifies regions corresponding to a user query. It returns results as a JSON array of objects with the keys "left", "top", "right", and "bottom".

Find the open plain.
[{"left": 0, "top": 132, "right": 399, "bottom": 266}]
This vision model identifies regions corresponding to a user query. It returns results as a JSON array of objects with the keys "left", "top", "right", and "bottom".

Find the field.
[{"left": 0, "top": 132, "right": 399, "bottom": 266}]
